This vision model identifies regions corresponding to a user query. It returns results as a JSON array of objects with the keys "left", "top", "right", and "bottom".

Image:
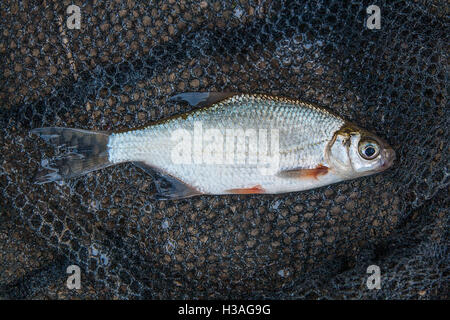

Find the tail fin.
[{"left": 31, "top": 127, "right": 111, "bottom": 184}]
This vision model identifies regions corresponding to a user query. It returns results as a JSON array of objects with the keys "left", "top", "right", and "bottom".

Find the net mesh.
[{"left": 0, "top": 0, "right": 448, "bottom": 299}]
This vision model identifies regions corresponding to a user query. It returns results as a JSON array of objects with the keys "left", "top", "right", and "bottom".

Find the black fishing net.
[{"left": 0, "top": 0, "right": 448, "bottom": 299}]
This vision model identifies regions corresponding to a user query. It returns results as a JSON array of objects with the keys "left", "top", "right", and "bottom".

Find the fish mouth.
[{"left": 380, "top": 148, "right": 396, "bottom": 169}]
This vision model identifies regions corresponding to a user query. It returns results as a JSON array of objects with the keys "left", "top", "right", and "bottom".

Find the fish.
[{"left": 31, "top": 92, "right": 396, "bottom": 200}]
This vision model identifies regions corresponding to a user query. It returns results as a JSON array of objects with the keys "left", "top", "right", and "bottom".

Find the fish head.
[{"left": 325, "top": 123, "right": 396, "bottom": 179}]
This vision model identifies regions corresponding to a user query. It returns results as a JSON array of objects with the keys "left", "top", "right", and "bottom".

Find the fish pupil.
[{"left": 365, "top": 146, "right": 376, "bottom": 157}]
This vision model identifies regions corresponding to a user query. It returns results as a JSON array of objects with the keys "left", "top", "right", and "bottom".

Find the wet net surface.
[{"left": 0, "top": 0, "right": 448, "bottom": 299}]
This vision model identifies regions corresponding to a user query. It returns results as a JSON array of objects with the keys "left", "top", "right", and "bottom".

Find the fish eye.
[{"left": 358, "top": 139, "right": 380, "bottom": 160}]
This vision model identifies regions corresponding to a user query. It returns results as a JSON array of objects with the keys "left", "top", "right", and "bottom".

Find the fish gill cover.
[{"left": 0, "top": 0, "right": 448, "bottom": 299}]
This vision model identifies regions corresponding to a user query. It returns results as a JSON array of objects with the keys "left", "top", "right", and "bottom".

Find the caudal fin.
[{"left": 31, "top": 127, "right": 111, "bottom": 184}]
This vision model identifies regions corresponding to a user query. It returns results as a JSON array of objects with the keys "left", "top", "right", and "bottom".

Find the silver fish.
[{"left": 31, "top": 92, "right": 395, "bottom": 199}]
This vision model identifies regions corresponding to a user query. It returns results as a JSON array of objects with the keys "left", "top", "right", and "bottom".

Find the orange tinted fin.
[
  {"left": 277, "top": 164, "right": 329, "bottom": 180},
  {"left": 227, "top": 185, "right": 266, "bottom": 194}
]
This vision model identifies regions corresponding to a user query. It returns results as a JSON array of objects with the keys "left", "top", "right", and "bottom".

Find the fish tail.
[{"left": 31, "top": 127, "right": 111, "bottom": 184}]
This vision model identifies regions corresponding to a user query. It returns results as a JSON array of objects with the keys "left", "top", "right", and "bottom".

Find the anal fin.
[
  {"left": 132, "top": 162, "right": 202, "bottom": 200},
  {"left": 169, "top": 92, "right": 237, "bottom": 107}
]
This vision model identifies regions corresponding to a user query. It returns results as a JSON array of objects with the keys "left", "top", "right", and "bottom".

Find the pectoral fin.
[
  {"left": 169, "top": 92, "right": 237, "bottom": 107},
  {"left": 133, "top": 162, "right": 203, "bottom": 200},
  {"left": 277, "top": 165, "right": 329, "bottom": 180}
]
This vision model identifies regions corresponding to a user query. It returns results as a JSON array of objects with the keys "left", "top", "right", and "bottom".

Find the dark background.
[{"left": 0, "top": 0, "right": 448, "bottom": 299}]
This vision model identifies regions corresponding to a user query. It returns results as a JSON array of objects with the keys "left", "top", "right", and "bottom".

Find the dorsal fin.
[
  {"left": 132, "top": 162, "right": 203, "bottom": 200},
  {"left": 169, "top": 92, "right": 238, "bottom": 107}
]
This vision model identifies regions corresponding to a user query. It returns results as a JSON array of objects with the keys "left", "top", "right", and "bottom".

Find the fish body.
[{"left": 31, "top": 92, "right": 395, "bottom": 199}]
